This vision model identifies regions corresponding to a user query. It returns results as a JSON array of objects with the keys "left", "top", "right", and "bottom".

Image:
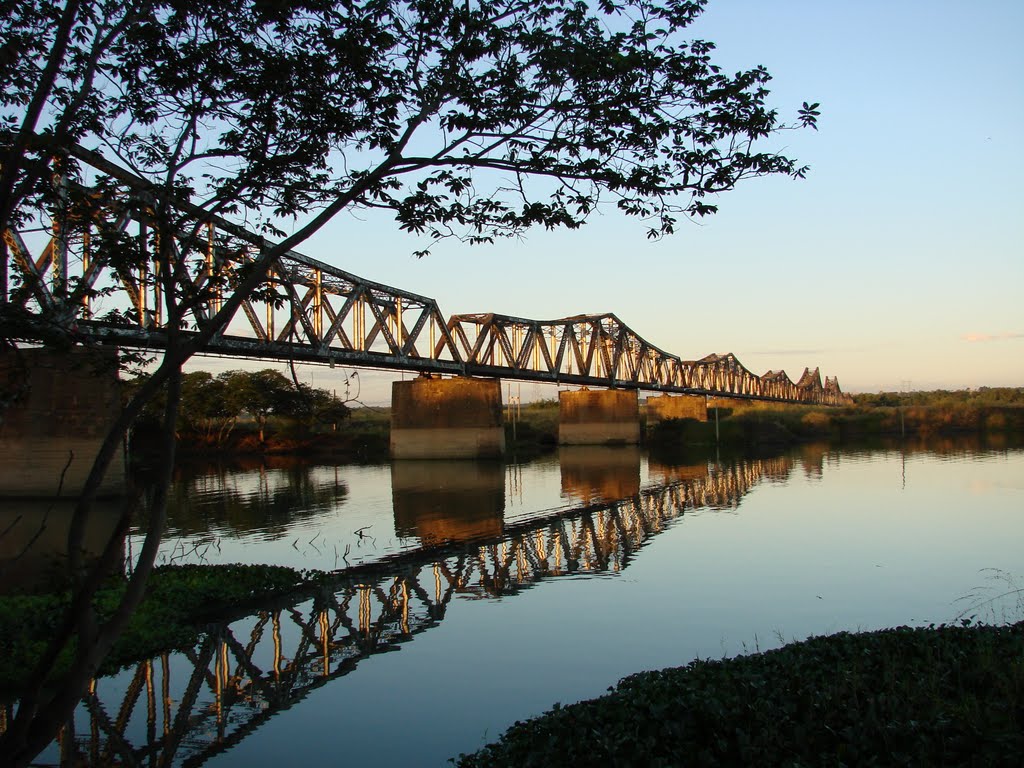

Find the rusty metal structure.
[
  {"left": 3, "top": 147, "right": 851, "bottom": 404},
  {"left": 0, "top": 456, "right": 793, "bottom": 765}
]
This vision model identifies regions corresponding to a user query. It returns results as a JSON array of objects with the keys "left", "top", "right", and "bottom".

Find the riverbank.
[
  {"left": 649, "top": 398, "right": 1024, "bottom": 451},
  {"left": 130, "top": 395, "right": 1024, "bottom": 467},
  {"left": 456, "top": 621, "right": 1024, "bottom": 766}
]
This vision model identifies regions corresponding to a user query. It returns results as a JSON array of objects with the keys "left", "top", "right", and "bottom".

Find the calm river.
[{"left": 30, "top": 438, "right": 1024, "bottom": 766}]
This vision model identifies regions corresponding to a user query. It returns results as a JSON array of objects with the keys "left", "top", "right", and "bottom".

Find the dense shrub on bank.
[{"left": 455, "top": 622, "right": 1024, "bottom": 767}]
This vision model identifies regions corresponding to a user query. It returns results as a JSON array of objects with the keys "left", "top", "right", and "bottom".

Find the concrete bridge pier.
[
  {"left": 0, "top": 346, "right": 125, "bottom": 497},
  {"left": 646, "top": 393, "right": 708, "bottom": 423},
  {"left": 390, "top": 375, "right": 506, "bottom": 459},
  {"left": 558, "top": 388, "right": 639, "bottom": 445}
]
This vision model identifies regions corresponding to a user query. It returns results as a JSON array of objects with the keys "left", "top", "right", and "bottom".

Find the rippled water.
[{"left": 24, "top": 440, "right": 1024, "bottom": 766}]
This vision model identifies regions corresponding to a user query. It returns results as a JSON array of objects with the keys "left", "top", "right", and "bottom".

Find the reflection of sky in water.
[
  {"left": 98, "top": 446, "right": 1023, "bottom": 768},
  {"left": 140, "top": 464, "right": 399, "bottom": 570}
]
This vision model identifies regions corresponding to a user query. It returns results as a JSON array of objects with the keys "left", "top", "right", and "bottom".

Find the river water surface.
[{"left": 28, "top": 439, "right": 1024, "bottom": 766}]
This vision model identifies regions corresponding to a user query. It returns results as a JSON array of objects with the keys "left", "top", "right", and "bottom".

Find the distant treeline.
[{"left": 853, "top": 387, "right": 1024, "bottom": 407}]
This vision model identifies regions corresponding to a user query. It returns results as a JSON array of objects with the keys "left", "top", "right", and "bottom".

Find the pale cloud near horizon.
[
  {"left": 743, "top": 349, "right": 825, "bottom": 357},
  {"left": 962, "top": 332, "right": 1024, "bottom": 343}
]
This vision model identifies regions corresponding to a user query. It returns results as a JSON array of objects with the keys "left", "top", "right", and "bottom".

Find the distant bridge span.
[{"left": 3, "top": 146, "right": 850, "bottom": 405}]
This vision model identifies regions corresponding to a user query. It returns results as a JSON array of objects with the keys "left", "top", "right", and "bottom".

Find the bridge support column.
[
  {"left": 0, "top": 346, "right": 125, "bottom": 497},
  {"left": 390, "top": 376, "right": 505, "bottom": 459},
  {"left": 646, "top": 394, "right": 707, "bottom": 423},
  {"left": 558, "top": 388, "right": 639, "bottom": 445}
]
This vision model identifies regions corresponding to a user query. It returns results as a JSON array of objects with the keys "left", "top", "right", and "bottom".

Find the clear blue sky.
[{"left": 189, "top": 0, "right": 1024, "bottom": 401}]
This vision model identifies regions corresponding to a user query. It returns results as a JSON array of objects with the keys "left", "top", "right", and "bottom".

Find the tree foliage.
[{"left": 129, "top": 369, "right": 352, "bottom": 444}]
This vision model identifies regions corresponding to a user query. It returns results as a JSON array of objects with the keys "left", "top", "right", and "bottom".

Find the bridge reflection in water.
[{"left": 8, "top": 454, "right": 798, "bottom": 766}]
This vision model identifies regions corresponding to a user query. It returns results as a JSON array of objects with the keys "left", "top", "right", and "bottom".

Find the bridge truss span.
[
  {"left": 2, "top": 145, "right": 850, "bottom": 405},
  {"left": 445, "top": 312, "right": 847, "bottom": 403}
]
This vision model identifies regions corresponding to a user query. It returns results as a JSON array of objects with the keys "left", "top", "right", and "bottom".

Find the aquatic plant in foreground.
[{"left": 455, "top": 622, "right": 1024, "bottom": 767}]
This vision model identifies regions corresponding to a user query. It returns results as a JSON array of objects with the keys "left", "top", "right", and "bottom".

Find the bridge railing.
[{"left": 3, "top": 146, "right": 851, "bottom": 405}]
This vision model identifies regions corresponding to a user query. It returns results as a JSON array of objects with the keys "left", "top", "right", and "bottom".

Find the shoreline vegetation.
[
  {"left": 130, "top": 386, "right": 1024, "bottom": 467},
  {"left": 4, "top": 388, "right": 1022, "bottom": 759}
]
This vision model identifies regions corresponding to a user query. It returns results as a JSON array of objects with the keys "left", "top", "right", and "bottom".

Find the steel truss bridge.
[
  {"left": 3, "top": 147, "right": 850, "bottom": 405},
  {"left": 1, "top": 455, "right": 795, "bottom": 766}
]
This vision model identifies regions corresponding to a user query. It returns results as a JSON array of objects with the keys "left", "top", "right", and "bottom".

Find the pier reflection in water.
[
  {"left": 392, "top": 461, "right": 505, "bottom": 545},
  {"left": 559, "top": 445, "right": 641, "bottom": 504},
  {"left": 0, "top": 499, "right": 124, "bottom": 593},
  {"left": 9, "top": 439, "right": 1023, "bottom": 767}
]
